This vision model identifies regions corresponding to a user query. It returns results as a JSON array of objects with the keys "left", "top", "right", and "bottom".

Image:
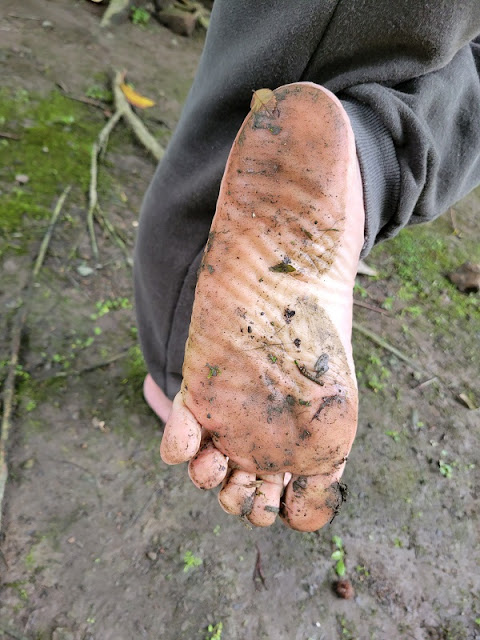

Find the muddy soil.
[{"left": 1, "top": 2, "right": 479, "bottom": 639}]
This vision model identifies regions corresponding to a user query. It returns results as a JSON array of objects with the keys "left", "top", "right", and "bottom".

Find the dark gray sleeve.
[
  {"left": 341, "top": 38, "right": 480, "bottom": 255},
  {"left": 135, "top": 1, "right": 480, "bottom": 394}
]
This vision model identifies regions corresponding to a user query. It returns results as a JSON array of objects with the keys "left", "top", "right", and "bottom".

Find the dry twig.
[
  {"left": 0, "top": 132, "right": 20, "bottom": 140},
  {"left": 86, "top": 71, "right": 164, "bottom": 259},
  {"left": 41, "top": 347, "right": 134, "bottom": 380},
  {"left": 352, "top": 321, "right": 425, "bottom": 374},
  {"left": 253, "top": 543, "right": 267, "bottom": 590},
  {"left": 353, "top": 299, "right": 389, "bottom": 315},
  {"left": 0, "top": 186, "right": 71, "bottom": 532}
]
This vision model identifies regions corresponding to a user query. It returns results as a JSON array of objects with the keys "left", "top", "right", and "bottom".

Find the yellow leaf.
[
  {"left": 250, "top": 88, "right": 276, "bottom": 114},
  {"left": 120, "top": 83, "right": 155, "bottom": 109}
]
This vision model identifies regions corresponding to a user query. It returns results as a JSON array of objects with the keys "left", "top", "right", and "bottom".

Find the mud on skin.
[{"left": 162, "top": 82, "right": 366, "bottom": 531}]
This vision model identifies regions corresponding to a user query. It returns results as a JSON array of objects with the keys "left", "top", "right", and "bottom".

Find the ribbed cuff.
[{"left": 341, "top": 98, "right": 400, "bottom": 257}]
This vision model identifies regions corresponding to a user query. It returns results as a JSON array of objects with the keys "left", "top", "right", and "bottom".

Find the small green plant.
[
  {"left": 205, "top": 622, "right": 223, "bottom": 640},
  {"left": 385, "top": 430, "right": 400, "bottom": 443},
  {"left": 85, "top": 85, "right": 113, "bottom": 103},
  {"left": 337, "top": 615, "right": 356, "bottom": 640},
  {"left": 403, "top": 304, "right": 422, "bottom": 317},
  {"left": 183, "top": 550, "right": 202, "bottom": 572},
  {"left": 439, "top": 459, "right": 453, "bottom": 478},
  {"left": 353, "top": 282, "right": 368, "bottom": 298},
  {"left": 438, "top": 450, "right": 455, "bottom": 478},
  {"left": 25, "top": 400, "right": 37, "bottom": 412},
  {"left": 382, "top": 296, "right": 394, "bottom": 311},
  {"left": 331, "top": 535, "right": 346, "bottom": 577},
  {"left": 14, "top": 364, "right": 30, "bottom": 381},
  {"left": 91, "top": 297, "right": 132, "bottom": 320},
  {"left": 131, "top": 6, "right": 150, "bottom": 25},
  {"left": 355, "top": 564, "right": 370, "bottom": 578}
]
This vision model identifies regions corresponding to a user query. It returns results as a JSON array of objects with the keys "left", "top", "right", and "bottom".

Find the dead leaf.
[
  {"left": 448, "top": 262, "right": 480, "bottom": 293},
  {"left": 120, "top": 83, "right": 155, "bottom": 109},
  {"left": 251, "top": 88, "right": 276, "bottom": 114},
  {"left": 77, "top": 264, "right": 94, "bottom": 277},
  {"left": 458, "top": 393, "right": 478, "bottom": 411}
]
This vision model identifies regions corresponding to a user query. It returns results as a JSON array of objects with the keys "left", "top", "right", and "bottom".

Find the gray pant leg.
[{"left": 135, "top": 0, "right": 480, "bottom": 397}]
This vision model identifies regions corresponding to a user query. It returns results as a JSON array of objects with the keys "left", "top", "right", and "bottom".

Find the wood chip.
[{"left": 457, "top": 393, "right": 478, "bottom": 410}]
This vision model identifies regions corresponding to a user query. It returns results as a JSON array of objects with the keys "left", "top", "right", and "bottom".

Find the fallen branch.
[
  {"left": 87, "top": 141, "right": 100, "bottom": 261},
  {"left": 86, "top": 71, "right": 163, "bottom": 260},
  {"left": 87, "top": 110, "right": 123, "bottom": 260},
  {"left": 0, "top": 186, "right": 70, "bottom": 532},
  {"left": 0, "top": 132, "right": 20, "bottom": 141},
  {"left": 100, "top": 0, "right": 132, "bottom": 28},
  {"left": 353, "top": 299, "right": 389, "bottom": 315},
  {"left": 413, "top": 376, "right": 438, "bottom": 391},
  {"left": 95, "top": 205, "right": 129, "bottom": 256},
  {"left": 112, "top": 71, "right": 164, "bottom": 162},
  {"left": 44, "top": 347, "right": 134, "bottom": 380},
  {"left": 352, "top": 321, "right": 425, "bottom": 374}
]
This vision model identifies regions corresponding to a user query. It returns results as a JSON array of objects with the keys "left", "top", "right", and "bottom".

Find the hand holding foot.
[{"left": 157, "top": 83, "right": 365, "bottom": 531}]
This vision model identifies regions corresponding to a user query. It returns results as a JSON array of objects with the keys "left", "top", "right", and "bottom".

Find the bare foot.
[
  {"left": 159, "top": 83, "right": 365, "bottom": 531},
  {"left": 143, "top": 373, "right": 173, "bottom": 423}
]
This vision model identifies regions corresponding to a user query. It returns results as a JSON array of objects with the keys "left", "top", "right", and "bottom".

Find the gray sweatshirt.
[{"left": 135, "top": 0, "right": 480, "bottom": 397}]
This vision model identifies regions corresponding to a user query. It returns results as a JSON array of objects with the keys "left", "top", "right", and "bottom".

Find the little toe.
[
  {"left": 160, "top": 392, "right": 202, "bottom": 465},
  {"left": 280, "top": 474, "right": 347, "bottom": 532},
  {"left": 247, "top": 473, "right": 284, "bottom": 527},
  {"left": 188, "top": 434, "right": 228, "bottom": 490},
  {"left": 218, "top": 469, "right": 257, "bottom": 517}
]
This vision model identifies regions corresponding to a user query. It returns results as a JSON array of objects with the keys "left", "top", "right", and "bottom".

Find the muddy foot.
[{"left": 159, "top": 83, "right": 365, "bottom": 531}]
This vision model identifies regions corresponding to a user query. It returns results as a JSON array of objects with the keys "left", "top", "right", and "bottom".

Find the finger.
[
  {"left": 247, "top": 473, "right": 284, "bottom": 527},
  {"left": 188, "top": 433, "right": 228, "bottom": 490},
  {"left": 160, "top": 393, "right": 202, "bottom": 465},
  {"left": 280, "top": 474, "right": 347, "bottom": 532},
  {"left": 218, "top": 469, "right": 257, "bottom": 517}
]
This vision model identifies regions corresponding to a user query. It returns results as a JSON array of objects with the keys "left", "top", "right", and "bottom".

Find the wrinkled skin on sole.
[{"left": 158, "top": 83, "right": 365, "bottom": 532}]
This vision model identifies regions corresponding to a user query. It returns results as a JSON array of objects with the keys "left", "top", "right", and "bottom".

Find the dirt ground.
[{"left": 1, "top": 2, "right": 479, "bottom": 639}]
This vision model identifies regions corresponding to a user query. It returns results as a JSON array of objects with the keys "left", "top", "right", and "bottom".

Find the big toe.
[{"left": 280, "top": 474, "right": 347, "bottom": 532}]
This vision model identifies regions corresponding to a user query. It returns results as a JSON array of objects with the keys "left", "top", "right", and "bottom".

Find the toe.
[
  {"left": 280, "top": 474, "right": 347, "bottom": 532},
  {"left": 160, "top": 392, "right": 202, "bottom": 465},
  {"left": 188, "top": 434, "right": 228, "bottom": 490},
  {"left": 247, "top": 473, "right": 284, "bottom": 527},
  {"left": 218, "top": 469, "right": 257, "bottom": 516}
]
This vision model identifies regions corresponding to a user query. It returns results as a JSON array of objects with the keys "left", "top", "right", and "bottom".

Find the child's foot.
[
  {"left": 143, "top": 373, "right": 173, "bottom": 423},
  {"left": 159, "top": 83, "right": 365, "bottom": 531}
]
